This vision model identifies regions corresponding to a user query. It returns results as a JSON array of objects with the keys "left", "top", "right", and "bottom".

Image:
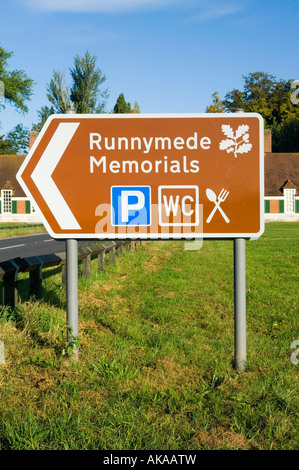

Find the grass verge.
[
  {"left": 0, "top": 223, "right": 46, "bottom": 239},
  {"left": 0, "top": 223, "right": 298, "bottom": 450}
]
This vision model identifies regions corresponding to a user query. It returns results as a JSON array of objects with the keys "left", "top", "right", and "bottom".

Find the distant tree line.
[
  {"left": 0, "top": 45, "right": 33, "bottom": 153},
  {"left": 0, "top": 45, "right": 139, "bottom": 154},
  {"left": 1, "top": 44, "right": 298, "bottom": 154},
  {"left": 206, "top": 72, "right": 299, "bottom": 152}
]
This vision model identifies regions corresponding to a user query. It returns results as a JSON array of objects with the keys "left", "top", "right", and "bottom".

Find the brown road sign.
[{"left": 17, "top": 113, "right": 264, "bottom": 239}]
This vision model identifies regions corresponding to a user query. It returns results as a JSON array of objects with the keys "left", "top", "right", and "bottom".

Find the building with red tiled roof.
[
  {"left": 0, "top": 153, "right": 41, "bottom": 223},
  {"left": 264, "top": 130, "right": 299, "bottom": 220}
]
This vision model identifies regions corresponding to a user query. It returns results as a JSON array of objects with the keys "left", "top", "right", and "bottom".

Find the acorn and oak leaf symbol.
[{"left": 219, "top": 124, "right": 252, "bottom": 158}]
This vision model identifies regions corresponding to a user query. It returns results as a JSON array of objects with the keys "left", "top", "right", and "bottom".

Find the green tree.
[
  {"left": 32, "top": 105, "right": 55, "bottom": 132},
  {"left": 0, "top": 45, "right": 34, "bottom": 115},
  {"left": 205, "top": 91, "right": 226, "bottom": 113},
  {"left": 0, "top": 46, "right": 33, "bottom": 154},
  {"left": 47, "top": 70, "right": 71, "bottom": 114},
  {"left": 211, "top": 72, "right": 299, "bottom": 127},
  {"left": 113, "top": 94, "right": 140, "bottom": 114},
  {"left": 207, "top": 72, "right": 299, "bottom": 151},
  {"left": 70, "top": 51, "right": 108, "bottom": 113},
  {"left": 272, "top": 117, "right": 299, "bottom": 152},
  {"left": 33, "top": 51, "right": 108, "bottom": 129},
  {"left": 0, "top": 123, "right": 29, "bottom": 154},
  {"left": 130, "top": 101, "right": 140, "bottom": 114},
  {"left": 113, "top": 93, "right": 131, "bottom": 113},
  {"left": 0, "top": 134, "right": 17, "bottom": 154},
  {"left": 6, "top": 123, "right": 29, "bottom": 154}
]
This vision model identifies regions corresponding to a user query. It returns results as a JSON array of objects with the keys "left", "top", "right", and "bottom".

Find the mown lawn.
[{"left": 0, "top": 222, "right": 298, "bottom": 450}]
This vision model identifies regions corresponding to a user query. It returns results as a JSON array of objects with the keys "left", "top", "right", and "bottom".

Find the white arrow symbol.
[{"left": 31, "top": 122, "right": 81, "bottom": 230}]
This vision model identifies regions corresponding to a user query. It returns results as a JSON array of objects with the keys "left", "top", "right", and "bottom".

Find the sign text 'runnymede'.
[{"left": 17, "top": 113, "right": 264, "bottom": 240}]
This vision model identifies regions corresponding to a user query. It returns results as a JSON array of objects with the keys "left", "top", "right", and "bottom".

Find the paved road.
[{"left": 0, "top": 233, "right": 67, "bottom": 262}]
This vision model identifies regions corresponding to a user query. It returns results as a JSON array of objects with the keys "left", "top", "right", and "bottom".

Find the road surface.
[{"left": 0, "top": 233, "right": 87, "bottom": 262}]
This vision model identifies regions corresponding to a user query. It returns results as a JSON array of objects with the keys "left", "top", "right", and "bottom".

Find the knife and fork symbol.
[{"left": 206, "top": 188, "right": 230, "bottom": 223}]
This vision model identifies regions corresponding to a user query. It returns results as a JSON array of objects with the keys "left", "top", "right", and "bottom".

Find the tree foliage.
[
  {"left": 0, "top": 123, "right": 29, "bottom": 154},
  {"left": 130, "top": 101, "right": 140, "bottom": 114},
  {"left": 70, "top": 51, "right": 108, "bottom": 114},
  {"left": 47, "top": 70, "right": 71, "bottom": 114},
  {"left": 0, "top": 135, "right": 16, "bottom": 154},
  {"left": 272, "top": 117, "right": 299, "bottom": 153},
  {"left": 0, "top": 45, "right": 34, "bottom": 114},
  {"left": 32, "top": 106, "right": 55, "bottom": 132},
  {"left": 33, "top": 51, "right": 109, "bottom": 129},
  {"left": 113, "top": 93, "right": 131, "bottom": 113},
  {"left": 113, "top": 93, "right": 140, "bottom": 114},
  {"left": 0, "top": 45, "right": 33, "bottom": 154},
  {"left": 206, "top": 91, "right": 226, "bottom": 113},
  {"left": 206, "top": 72, "right": 299, "bottom": 152}
]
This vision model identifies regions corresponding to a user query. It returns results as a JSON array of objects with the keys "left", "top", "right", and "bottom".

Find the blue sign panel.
[{"left": 111, "top": 186, "right": 151, "bottom": 226}]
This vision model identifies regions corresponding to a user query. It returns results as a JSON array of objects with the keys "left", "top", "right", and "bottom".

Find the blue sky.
[{"left": 0, "top": 0, "right": 298, "bottom": 136}]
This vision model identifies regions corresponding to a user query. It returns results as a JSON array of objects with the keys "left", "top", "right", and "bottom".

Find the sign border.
[{"left": 16, "top": 112, "right": 264, "bottom": 240}]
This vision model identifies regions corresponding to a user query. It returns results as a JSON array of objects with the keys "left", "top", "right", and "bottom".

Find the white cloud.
[
  {"left": 24, "top": 0, "right": 179, "bottom": 13},
  {"left": 21, "top": 0, "right": 248, "bottom": 19},
  {"left": 187, "top": 0, "right": 247, "bottom": 21}
]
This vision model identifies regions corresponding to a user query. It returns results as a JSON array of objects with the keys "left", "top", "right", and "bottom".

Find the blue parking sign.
[{"left": 111, "top": 186, "right": 151, "bottom": 226}]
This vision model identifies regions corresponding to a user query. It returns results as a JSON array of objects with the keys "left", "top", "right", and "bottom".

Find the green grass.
[
  {"left": 0, "top": 222, "right": 298, "bottom": 450},
  {"left": 0, "top": 223, "right": 46, "bottom": 238}
]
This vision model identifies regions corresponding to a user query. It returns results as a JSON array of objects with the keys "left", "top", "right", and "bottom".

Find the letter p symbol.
[
  {"left": 121, "top": 190, "right": 145, "bottom": 223},
  {"left": 111, "top": 186, "right": 151, "bottom": 226}
]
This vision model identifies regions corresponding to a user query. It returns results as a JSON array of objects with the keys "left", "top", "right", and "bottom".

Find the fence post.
[
  {"left": 61, "top": 264, "right": 66, "bottom": 289},
  {"left": 98, "top": 249, "right": 105, "bottom": 271},
  {"left": 110, "top": 246, "right": 116, "bottom": 265},
  {"left": 0, "top": 260, "right": 19, "bottom": 307},
  {"left": 29, "top": 263, "right": 43, "bottom": 297},
  {"left": 118, "top": 243, "right": 124, "bottom": 257},
  {"left": 82, "top": 253, "right": 91, "bottom": 278}
]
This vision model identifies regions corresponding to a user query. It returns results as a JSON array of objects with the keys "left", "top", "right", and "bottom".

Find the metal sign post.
[
  {"left": 65, "top": 108, "right": 79, "bottom": 358},
  {"left": 234, "top": 237, "right": 246, "bottom": 369},
  {"left": 66, "top": 238, "right": 79, "bottom": 357},
  {"left": 233, "top": 109, "right": 247, "bottom": 370}
]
